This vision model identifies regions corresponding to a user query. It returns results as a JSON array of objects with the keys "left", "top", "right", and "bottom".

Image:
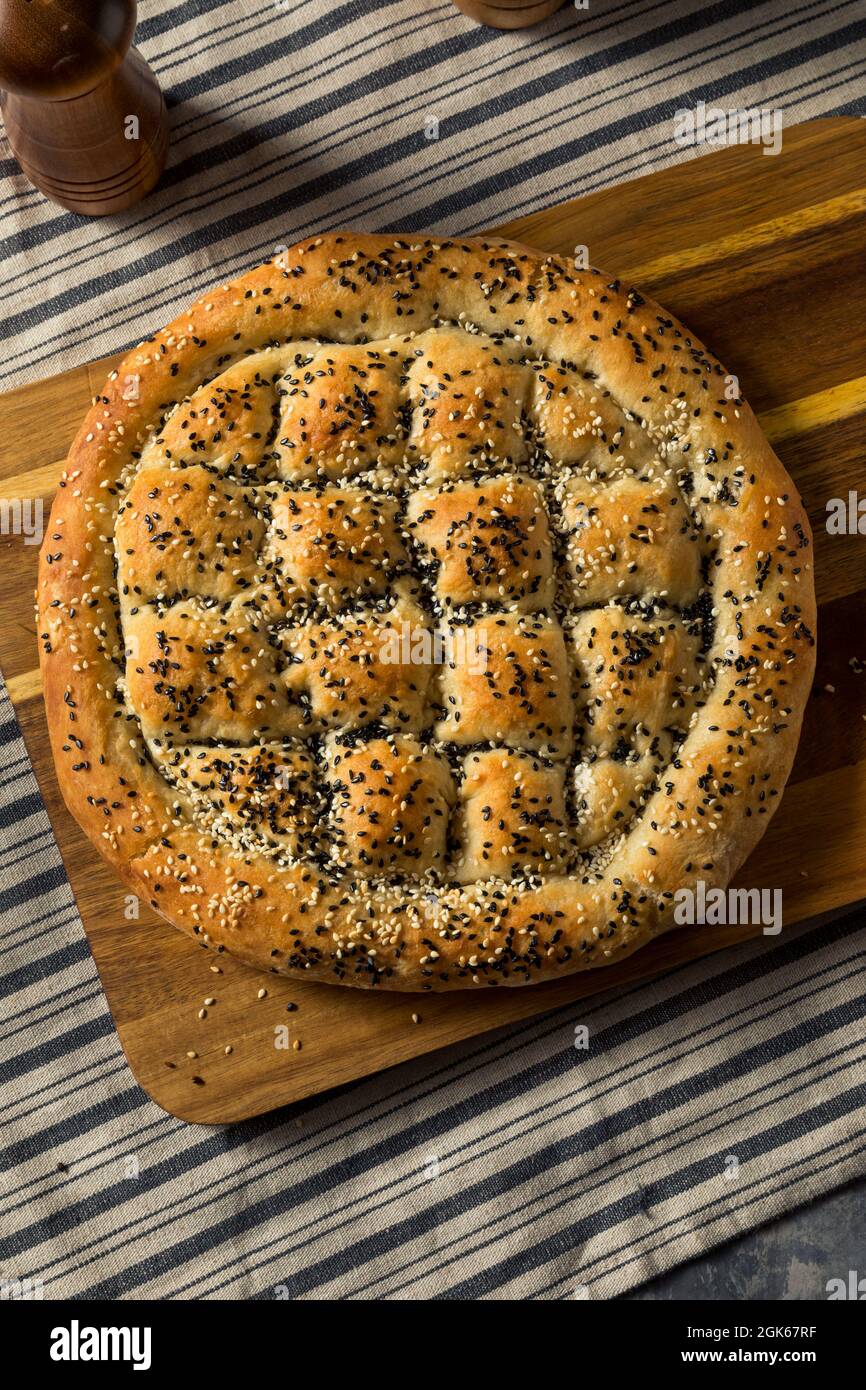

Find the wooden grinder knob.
[
  {"left": 0, "top": 0, "right": 168, "bottom": 215},
  {"left": 451, "top": 0, "right": 567, "bottom": 27}
]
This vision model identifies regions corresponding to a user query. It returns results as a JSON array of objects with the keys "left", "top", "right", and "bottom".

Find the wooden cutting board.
[{"left": 2, "top": 117, "right": 864, "bottom": 1124}]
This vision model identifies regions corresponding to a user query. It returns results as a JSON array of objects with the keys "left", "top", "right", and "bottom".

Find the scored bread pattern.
[
  {"left": 115, "top": 324, "right": 710, "bottom": 887},
  {"left": 39, "top": 235, "right": 815, "bottom": 990}
]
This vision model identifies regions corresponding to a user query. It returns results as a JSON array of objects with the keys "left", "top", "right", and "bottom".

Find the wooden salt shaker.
[
  {"left": 0, "top": 0, "right": 168, "bottom": 215},
  {"left": 451, "top": 0, "right": 567, "bottom": 27}
]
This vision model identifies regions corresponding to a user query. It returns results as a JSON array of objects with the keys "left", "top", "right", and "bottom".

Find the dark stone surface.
[{"left": 625, "top": 1177, "right": 866, "bottom": 1300}]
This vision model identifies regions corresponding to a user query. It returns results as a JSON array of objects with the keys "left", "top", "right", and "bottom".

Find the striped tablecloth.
[
  {"left": 3, "top": 0, "right": 866, "bottom": 390},
  {"left": 2, "top": 0, "right": 865, "bottom": 1300}
]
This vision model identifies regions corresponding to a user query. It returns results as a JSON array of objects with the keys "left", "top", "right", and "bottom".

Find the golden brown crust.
[
  {"left": 37, "top": 233, "right": 816, "bottom": 991},
  {"left": 407, "top": 474, "right": 554, "bottom": 612}
]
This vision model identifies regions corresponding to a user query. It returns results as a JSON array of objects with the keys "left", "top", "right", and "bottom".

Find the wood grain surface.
[{"left": 1, "top": 117, "right": 863, "bottom": 1123}]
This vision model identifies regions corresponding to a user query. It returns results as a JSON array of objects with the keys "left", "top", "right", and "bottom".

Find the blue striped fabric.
[
  {"left": 1, "top": 0, "right": 865, "bottom": 1299},
  {"left": 1, "top": 0, "right": 865, "bottom": 387}
]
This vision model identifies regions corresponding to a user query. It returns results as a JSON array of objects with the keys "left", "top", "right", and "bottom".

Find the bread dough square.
[
  {"left": 124, "top": 601, "right": 302, "bottom": 741},
  {"left": 282, "top": 592, "right": 435, "bottom": 734},
  {"left": 326, "top": 735, "right": 455, "bottom": 876},
  {"left": 560, "top": 473, "right": 700, "bottom": 607},
  {"left": 406, "top": 329, "right": 530, "bottom": 482},
  {"left": 571, "top": 608, "right": 703, "bottom": 755},
  {"left": 274, "top": 343, "right": 404, "bottom": 481},
  {"left": 407, "top": 474, "right": 553, "bottom": 612},
  {"left": 116, "top": 464, "right": 264, "bottom": 606},
  {"left": 456, "top": 748, "right": 568, "bottom": 882},
  {"left": 263, "top": 484, "right": 406, "bottom": 609},
  {"left": 436, "top": 612, "right": 573, "bottom": 758}
]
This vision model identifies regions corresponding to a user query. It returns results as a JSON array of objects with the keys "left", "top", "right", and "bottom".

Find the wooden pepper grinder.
[
  {"left": 451, "top": 0, "right": 567, "bottom": 27},
  {"left": 0, "top": 0, "right": 168, "bottom": 215}
]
